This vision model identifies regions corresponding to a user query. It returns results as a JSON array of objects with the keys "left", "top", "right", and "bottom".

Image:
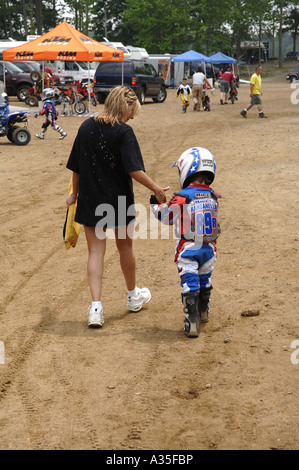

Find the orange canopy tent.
[
  {"left": 2, "top": 21, "right": 124, "bottom": 113},
  {"left": 2, "top": 21, "right": 124, "bottom": 63}
]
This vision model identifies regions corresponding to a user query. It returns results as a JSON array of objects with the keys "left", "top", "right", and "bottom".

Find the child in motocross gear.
[
  {"left": 35, "top": 88, "right": 67, "bottom": 140},
  {"left": 151, "top": 147, "right": 221, "bottom": 338},
  {"left": 0, "top": 93, "right": 10, "bottom": 135},
  {"left": 176, "top": 78, "right": 192, "bottom": 114}
]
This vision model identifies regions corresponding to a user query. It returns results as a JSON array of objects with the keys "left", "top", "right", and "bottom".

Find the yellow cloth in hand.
[{"left": 63, "top": 178, "right": 81, "bottom": 249}]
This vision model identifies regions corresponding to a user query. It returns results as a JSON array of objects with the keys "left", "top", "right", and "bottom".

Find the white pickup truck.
[{"left": 44, "top": 60, "right": 95, "bottom": 83}]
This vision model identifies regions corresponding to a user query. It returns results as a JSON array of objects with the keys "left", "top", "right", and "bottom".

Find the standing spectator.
[
  {"left": 219, "top": 67, "right": 235, "bottom": 105},
  {"left": 192, "top": 66, "right": 211, "bottom": 111},
  {"left": 176, "top": 77, "right": 192, "bottom": 113},
  {"left": 66, "top": 86, "right": 169, "bottom": 328},
  {"left": 240, "top": 65, "right": 267, "bottom": 118},
  {"left": 218, "top": 67, "right": 224, "bottom": 79},
  {"left": 40, "top": 65, "right": 53, "bottom": 88}
]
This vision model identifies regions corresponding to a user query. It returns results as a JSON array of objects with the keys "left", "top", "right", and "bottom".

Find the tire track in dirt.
[
  {"left": 118, "top": 328, "right": 210, "bottom": 450},
  {"left": 1, "top": 321, "right": 100, "bottom": 449},
  {"left": 0, "top": 307, "right": 57, "bottom": 402},
  {"left": 0, "top": 244, "right": 62, "bottom": 316},
  {"left": 117, "top": 116, "right": 221, "bottom": 450},
  {"left": 47, "top": 354, "right": 102, "bottom": 450},
  {"left": 0, "top": 239, "right": 116, "bottom": 449}
]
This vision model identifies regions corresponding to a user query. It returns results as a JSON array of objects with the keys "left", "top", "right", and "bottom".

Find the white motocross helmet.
[
  {"left": 42, "top": 88, "right": 55, "bottom": 101},
  {"left": 173, "top": 147, "right": 216, "bottom": 189}
]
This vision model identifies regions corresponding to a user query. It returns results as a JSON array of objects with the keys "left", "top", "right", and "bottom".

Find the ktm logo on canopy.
[
  {"left": 56, "top": 51, "right": 77, "bottom": 59},
  {"left": 38, "top": 36, "right": 71, "bottom": 45},
  {"left": 15, "top": 51, "right": 34, "bottom": 59},
  {"left": 79, "top": 35, "right": 97, "bottom": 44}
]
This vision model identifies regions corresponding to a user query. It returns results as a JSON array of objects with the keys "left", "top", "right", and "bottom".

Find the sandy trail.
[{"left": 0, "top": 75, "right": 298, "bottom": 450}]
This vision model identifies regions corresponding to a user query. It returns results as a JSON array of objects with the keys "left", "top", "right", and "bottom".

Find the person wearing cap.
[{"left": 240, "top": 65, "right": 267, "bottom": 118}]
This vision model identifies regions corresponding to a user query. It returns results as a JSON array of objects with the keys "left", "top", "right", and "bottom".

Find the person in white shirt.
[{"left": 192, "top": 66, "right": 212, "bottom": 111}]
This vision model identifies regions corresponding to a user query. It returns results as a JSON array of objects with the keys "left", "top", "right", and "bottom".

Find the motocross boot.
[
  {"left": 198, "top": 286, "right": 212, "bottom": 323},
  {"left": 182, "top": 291, "right": 200, "bottom": 338},
  {"left": 56, "top": 126, "right": 67, "bottom": 140},
  {"left": 35, "top": 129, "right": 46, "bottom": 139}
]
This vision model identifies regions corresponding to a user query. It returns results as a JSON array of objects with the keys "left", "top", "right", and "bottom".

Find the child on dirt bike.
[
  {"left": 150, "top": 147, "right": 221, "bottom": 338},
  {"left": 35, "top": 88, "right": 67, "bottom": 140}
]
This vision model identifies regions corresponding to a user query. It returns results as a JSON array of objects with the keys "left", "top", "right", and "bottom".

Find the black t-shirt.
[{"left": 66, "top": 117, "right": 145, "bottom": 227}]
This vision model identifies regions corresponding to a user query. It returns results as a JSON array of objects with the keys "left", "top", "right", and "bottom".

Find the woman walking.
[{"left": 66, "top": 86, "right": 168, "bottom": 328}]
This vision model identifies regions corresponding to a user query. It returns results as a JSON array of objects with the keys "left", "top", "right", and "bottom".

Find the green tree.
[
  {"left": 283, "top": 2, "right": 299, "bottom": 57},
  {"left": 189, "top": 0, "right": 232, "bottom": 55},
  {"left": 63, "top": 0, "right": 93, "bottom": 33},
  {"left": 91, "top": 0, "right": 127, "bottom": 41},
  {"left": 275, "top": 0, "right": 289, "bottom": 66},
  {"left": 123, "top": 0, "right": 192, "bottom": 53}
]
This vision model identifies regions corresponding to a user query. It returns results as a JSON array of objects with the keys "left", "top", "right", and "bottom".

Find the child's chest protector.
[{"left": 187, "top": 195, "right": 219, "bottom": 243}]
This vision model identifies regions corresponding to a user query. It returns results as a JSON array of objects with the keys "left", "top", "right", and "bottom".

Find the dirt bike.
[
  {"left": 74, "top": 81, "right": 97, "bottom": 107},
  {"left": 24, "top": 71, "right": 72, "bottom": 108},
  {"left": 54, "top": 83, "right": 87, "bottom": 115},
  {"left": 228, "top": 77, "right": 240, "bottom": 104},
  {"left": 0, "top": 111, "right": 31, "bottom": 145}
]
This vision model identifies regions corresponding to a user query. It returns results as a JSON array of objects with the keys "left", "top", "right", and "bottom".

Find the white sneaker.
[
  {"left": 127, "top": 287, "right": 151, "bottom": 312},
  {"left": 88, "top": 306, "right": 104, "bottom": 328}
]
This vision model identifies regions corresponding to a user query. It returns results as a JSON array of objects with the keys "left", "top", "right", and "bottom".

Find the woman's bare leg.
[
  {"left": 114, "top": 225, "right": 136, "bottom": 291},
  {"left": 84, "top": 226, "right": 106, "bottom": 301}
]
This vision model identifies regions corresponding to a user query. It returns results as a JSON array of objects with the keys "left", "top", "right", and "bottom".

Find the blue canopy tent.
[
  {"left": 207, "top": 52, "right": 239, "bottom": 84},
  {"left": 170, "top": 50, "right": 210, "bottom": 85},
  {"left": 208, "top": 53, "right": 252, "bottom": 82},
  {"left": 171, "top": 50, "right": 209, "bottom": 63},
  {"left": 207, "top": 52, "right": 237, "bottom": 63}
]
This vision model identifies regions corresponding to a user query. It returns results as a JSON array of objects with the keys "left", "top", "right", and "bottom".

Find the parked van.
[
  {"left": 0, "top": 38, "right": 28, "bottom": 54},
  {"left": 126, "top": 46, "right": 149, "bottom": 61},
  {"left": 44, "top": 60, "right": 95, "bottom": 83},
  {"left": 101, "top": 40, "right": 131, "bottom": 59}
]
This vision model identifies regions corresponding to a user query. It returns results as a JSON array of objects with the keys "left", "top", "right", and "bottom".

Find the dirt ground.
[{"left": 0, "top": 69, "right": 298, "bottom": 451}]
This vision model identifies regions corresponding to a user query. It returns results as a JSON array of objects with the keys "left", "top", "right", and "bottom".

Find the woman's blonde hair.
[{"left": 95, "top": 86, "right": 140, "bottom": 126}]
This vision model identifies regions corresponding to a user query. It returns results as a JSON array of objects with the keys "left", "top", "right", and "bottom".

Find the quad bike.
[
  {"left": 24, "top": 84, "right": 42, "bottom": 107},
  {"left": 24, "top": 70, "right": 54, "bottom": 107},
  {"left": 24, "top": 71, "right": 72, "bottom": 108},
  {"left": 0, "top": 111, "right": 31, "bottom": 145}
]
